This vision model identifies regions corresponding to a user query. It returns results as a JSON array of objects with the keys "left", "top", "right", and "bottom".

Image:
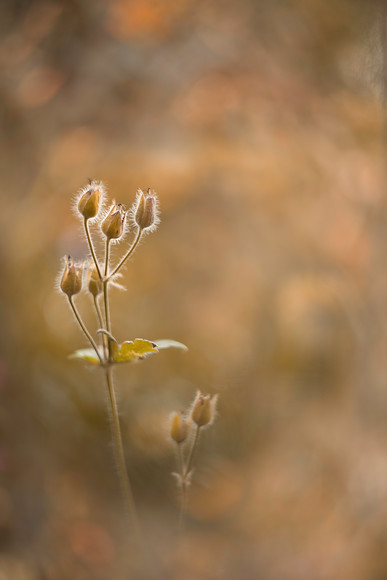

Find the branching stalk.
[
  {"left": 68, "top": 296, "right": 103, "bottom": 364},
  {"left": 61, "top": 183, "right": 170, "bottom": 557}
]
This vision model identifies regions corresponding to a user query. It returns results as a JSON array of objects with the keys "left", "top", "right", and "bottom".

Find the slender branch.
[
  {"left": 178, "top": 444, "right": 187, "bottom": 531},
  {"left": 178, "top": 425, "right": 201, "bottom": 532},
  {"left": 105, "top": 366, "right": 141, "bottom": 543},
  {"left": 97, "top": 329, "right": 118, "bottom": 344},
  {"left": 93, "top": 295, "right": 105, "bottom": 333},
  {"left": 104, "top": 237, "right": 110, "bottom": 278},
  {"left": 84, "top": 218, "right": 103, "bottom": 280},
  {"left": 68, "top": 296, "right": 103, "bottom": 364},
  {"left": 108, "top": 227, "right": 142, "bottom": 280},
  {"left": 103, "top": 239, "right": 112, "bottom": 360},
  {"left": 178, "top": 441, "right": 185, "bottom": 475},
  {"left": 93, "top": 295, "right": 107, "bottom": 358},
  {"left": 184, "top": 424, "right": 201, "bottom": 479}
]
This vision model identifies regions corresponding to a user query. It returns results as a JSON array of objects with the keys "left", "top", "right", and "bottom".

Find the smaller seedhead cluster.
[{"left": 170, "top": 391, "right": 218, "bottom": 527}]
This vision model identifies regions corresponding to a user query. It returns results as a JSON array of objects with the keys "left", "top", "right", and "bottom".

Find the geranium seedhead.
[
  {"left": 101, "top": 202, "right": 126, "bottom": 240},
  {"left": 133, "top": 189, "right": 159, "bottom": 232},
  {"left": 77, "top": 180, "right": 103, "bottom": 220},
  {"left": 170, "top": 412, "right": 191, "bottom": 444},
  {"left": 191, "top": 392, "right": 218, "bottom": 428},
  {"left": 87, "top": 263, "right": 102, "bottom": 297},
  {"left": 60, "top": 255, "right": 83, "bottom": 297}
]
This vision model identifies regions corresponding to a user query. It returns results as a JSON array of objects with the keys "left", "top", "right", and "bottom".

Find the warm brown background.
[{"left": 0, "top": 1, "right": 386, "bottom": 578}]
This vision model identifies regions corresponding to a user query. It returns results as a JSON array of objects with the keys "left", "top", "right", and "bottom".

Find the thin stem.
[
  {"left": 178, "top": 427, "right": 200, "bottom": 532},
  {"left": 84, "top": 218, "right": 102, "bottom": 280},
  {"left": 105, "top": 366, "right": 141, "bottom": 544},
  {"left": 184, "top": 424, "right": 201, "bottom": 479},
  {"left": 68, "top": 296, "right": 103, "bottom": 364},
  {"left": 103, "top": 239, "right": 112, "bottom": 360},
  {"left": 104, "top": 237, "right": 110, "bottom": 278},
  {"left": 108, "top": 227, "right": 142, "bottom": 280},
  {"left": 178, "top": 444, "right": 187, "bottom": 531},
  {"left": 178, "top": 441, "right": 185, "bottom": 475},
  {"left": 93, "top": 295, "right": 105, "bottom": 331},
  {"left": 93, "top": 295, "right": 107, "bottom": 358}
]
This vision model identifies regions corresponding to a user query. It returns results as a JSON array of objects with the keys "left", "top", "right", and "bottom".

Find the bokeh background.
[{"left": 0, "top": 0, "right": 386, "bottom": 578}]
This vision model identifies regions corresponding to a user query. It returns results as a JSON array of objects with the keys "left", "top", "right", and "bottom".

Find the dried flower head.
[
  {"left": 101, "top": 202, "right": 126, "bottom": 240},
  {"left": 60, "top": 256, "right": 83, "bottom": 297},
  {"left": 87, "top": 263, "right": 102, "bottom": 296},
  {"left": 132, "top": 189, "right": 159, "bottom": 232},
  {"left": 77, "top": 180, "right": 104, "bottom": 220},
  {"left": 170, "top": 412, "right": 191, "bottom": 444},
  {"left": 191, "top": 392, "right": 218, "bottom": 428}
]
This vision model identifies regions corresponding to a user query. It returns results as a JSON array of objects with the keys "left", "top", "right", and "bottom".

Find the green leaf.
[
  {"left": 69, "top": 348, "right": 101, "bottom": 365},
  {"left": 112, "top": 338, "right": 158, "bottom": 363},
  {"left": 154, "top": 339, "right": 188, "bottom": 351},
  {"left": 69, "top": 338, "right": 187, "bottom": 366}
]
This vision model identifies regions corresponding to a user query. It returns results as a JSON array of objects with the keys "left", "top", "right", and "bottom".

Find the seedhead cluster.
[
  {"left": 58, "top": 180, "right": 218, "bottom": 541},
  {"left": 59, "top": 181, "right": 162, "bottom": 367}
]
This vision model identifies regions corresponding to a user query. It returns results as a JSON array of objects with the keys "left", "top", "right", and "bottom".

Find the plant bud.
[
  {"left": 101, "top": 203, "right": 126, "bottom": 240},
  {"left": 134, "top": 189, "right": 159, "bottom": 231},
  {"left": 78, "top": 181, "right": 101, "bottom": 219},
  {"left": 191, "top": 392, "right": 217, "bottom": 427},
  {"left": 170, "top": 412, "right": 190, "bottom": 444},
  {"left": 87, "top": 264, "right": 102, "bottom": 296},
  {"left": 60, "top": 256, "right": 83, "bottom": 297}
]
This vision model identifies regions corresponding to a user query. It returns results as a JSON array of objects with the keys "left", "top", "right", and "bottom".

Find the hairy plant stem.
[
  {"left": 93, "top": 295, "right": 107, "bottom": 358},
  {"left": 93, "top": 295, "right": 104, "bottom": 331},
  {"left": 105, "top": 366, "right": 141, "bottom": 544},
  {"left": 178, "top": 444, "right": 187, "bottom": 531},
  {"left": 103, "top": 239, "right": 112, "bottom": 360},
  {"left": 178, "top": 425, "right": 201, "bottom": 531},
  {"left": 184, "top": 424, "right": 201, "bottom": 479},
  {"left": 68, "top": 296, "right": 103, "bottom": 364},
  {"left": 84, "top": 218, "right": 103, "bottom": 280},
  {"left": 108, "top": 227, "right": 142, "bottom": 280}
]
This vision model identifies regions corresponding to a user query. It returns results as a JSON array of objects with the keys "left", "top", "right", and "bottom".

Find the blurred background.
[{"left": 0, "top": 0, "right": 386, "bottom": 578}]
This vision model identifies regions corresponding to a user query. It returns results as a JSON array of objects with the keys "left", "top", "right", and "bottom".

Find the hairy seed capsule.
[
  {"left": 101, "top": 203, "right": 126, "bottom": 240},
  {"left": 87, "top": 264, "right": 102, "bottom": 296},
  {"left": 78, "top": 183, "right": 101, "bottom": 219},
  {"left": 60, "top": 256, "right": 83, "bottom": 297},
  {"left": 135, "top": 189, "right": 158, "bottom": 230},
  {"left": 170, "top": 412, "right": 190, "bottom": 444},
  {"left": 191, "top": 392, "right": 217, "bottom": 427}
]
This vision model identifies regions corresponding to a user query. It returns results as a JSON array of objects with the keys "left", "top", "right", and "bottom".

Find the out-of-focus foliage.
[{"left": 0, "top": 0, "right": 386, "bottom": 578}]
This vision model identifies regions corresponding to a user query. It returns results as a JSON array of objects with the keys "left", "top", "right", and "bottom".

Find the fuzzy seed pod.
[
  {"left": 78, "top": 182, "right": 101, "bottom": 219},
  {"left": 101, "top": 203, "right": 126, "bottom": 240},
  {"left": 87, "top": 264, "right": 102, "bottom": 296},
  {"left": 60, "top": 256, "right": 83, "bottom": 297},
  {"left": 170, "top": 412, "right": 191, "bottom": 444},
  {"left": 134, "top": 189, "right": 159, "bottom": 231},
  {"left": 191, "top": 392, "right": 217, "bottom": 427}
]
